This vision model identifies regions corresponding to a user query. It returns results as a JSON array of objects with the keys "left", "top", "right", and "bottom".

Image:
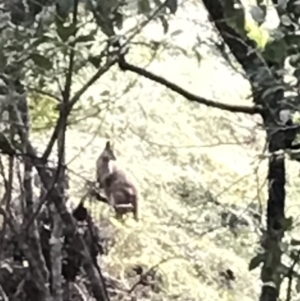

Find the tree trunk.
[{"left": 202, "top": 1, "right": 286, "bottom": 299}]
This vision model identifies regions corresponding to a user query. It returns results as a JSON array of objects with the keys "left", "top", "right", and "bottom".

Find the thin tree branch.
[
  {"left": 14, "top": 107, "right": 110, "bottom": 300},
  {"left": 2, "top": 77, "right": 110, "bottom": 298},
  {"left": 0, "top": 283, "right": 8, "bottom": 301},
  {"left": 50, "top": 1, "right": 80, "bottom": 300},
  {"left": 286, "top": 250, "right": 300, "bottom": 301},
  {"left": 42, "top": 56, "right": 118, "bottom": 162},
  {"left": 27, "top": 87, "right": 60, "bottom": 102},
  {"left": 9, "top": 88, "right": 52, "bottom": 300},
  {"left": 31, "top": 152, "right": 110, "bottom": 301},
  {"left": 118, "top": 58, "right": 263, "bottom": 115}
]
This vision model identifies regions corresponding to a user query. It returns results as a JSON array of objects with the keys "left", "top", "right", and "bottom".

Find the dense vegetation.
[{"left": 1, "top": 0, "right": 300, "bottom": 301}]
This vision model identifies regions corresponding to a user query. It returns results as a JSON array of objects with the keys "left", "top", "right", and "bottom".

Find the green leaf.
[
  {"left": 290, "top": 250, "right": 300, "bottom": 262},
  {"left": 56, "top": 22, "right": 75, "bottom": 42},
  {"left": 56, "top": 0, "right": 74, "bottom": 19},
  {"left": 283, "top": 216, "right": 293, "bottom": 231},
  {"left": 290, "top": 53, "right": 300, "bottom": 68},
  {"left": 0, "top": 133, "right": 15, "bottom": 155},
  {"left": 263, "top": 38, "right": 287, "bottom": 65},
  {"left": 159, "top": 16, "right": 169, "bottom": 34},
  {"left": 261, "top": 85, "right": 284, "bottom": 100},
  {"left": 30, "top": 35, "right": 53, "bottom": 48},
  {"left": 29, "top": 53, "right": 52, "bottom": 71},
  {"left": 88, "top": 55, "right": 102, "bottom": 68},
  {"left": 138, "top": 0, "right": 151, "bottom": 14},
  {"left": 170, "top": 29, "right": 183, "bottom": 37},
  {"left": 114, "top": 12, "right": 123, "bottom": 30},
  {"left": 248, "top": 253, "right": 265, "bottom": 271},
  {"left": 192, "top": 46, "right": 202, "bottom": 65},
  {"left": 279, "top": 241, "right": 289, "bottom": 253},
  {"left": 281, "top": 15, "right": 292, "bottom": 26},
  {"left": 75, "top": 34, "right": 95, "bottom": 44},
  {"left": 166, "top": 0, "right": 178, "bottom": 14},
  {"left": 101, "top": 90, "right": 110, "bottom": 96},
  {"left": 290, "top": 238, "right": 300, "bottom": 246}
]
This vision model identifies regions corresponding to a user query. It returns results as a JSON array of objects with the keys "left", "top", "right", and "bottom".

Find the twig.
[
  {"left": 0, "top": 157, "right": 8, "bottom": 198},
  {"left": 128, "top": 257, "right": 180, "bottom": 294},
  {"left": 0, "top": 283, "right": 8, "bottom": 301},
  {"left": 125, "top": 0, "right": 170, "bottom": 45},
  {"left": 286, "top": 250, "right": 300, "bottom": 301},
  {"left": 6, "top": 155, "right": 14, "bottom": 212},
  {"left": 51, "top": 0, "right": 80, "bottom": 300},
  {"left": 27, "top": 87, "right": 61, "bottom": 102}
]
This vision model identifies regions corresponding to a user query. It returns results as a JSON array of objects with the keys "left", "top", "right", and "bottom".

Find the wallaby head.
[
  {"left": 96, "top": 141, "right": 116, "bottom": 187},
  {"left": 100, "top": 141, "right": 117, "bottom": 162}
]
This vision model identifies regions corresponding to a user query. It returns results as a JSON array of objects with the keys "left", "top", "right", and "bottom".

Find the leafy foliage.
[
  {"left": 3, "top": 0, "right": 300, "bottom": 300},
  {"left": 29, "top": 93, "right": 59, "bottom": 132}
]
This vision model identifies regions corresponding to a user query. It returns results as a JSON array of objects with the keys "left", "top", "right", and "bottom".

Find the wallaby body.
[{"left": 96, "top": 141, "right": 139, "bottom": 221}]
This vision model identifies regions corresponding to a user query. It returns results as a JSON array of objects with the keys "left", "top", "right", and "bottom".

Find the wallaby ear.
[{"left": 105, "top": 141, "right": 111, "bottom": 149}]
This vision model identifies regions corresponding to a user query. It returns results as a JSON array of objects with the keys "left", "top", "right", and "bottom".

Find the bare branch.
[
  {"left": 0, "top": 282, "right": 8, "bottom": 301},
  {"left": 286, "top": 250, "right": 300, "bottom": 301},
  {"left": 50, "top": 203, "right": 64, "bottom": 301},
  {"left": 50, "top": 1, "right": 80, "bottom": 300},
  {"left": 118, "top": 58, "right": 263, "bottom": 115},
  {"left": 27, "top": 87, "right": 61, "bottom": 102},
  {"left": 124, "top": 0, "right": 169, "bottom": 44},
  {"left": 42, "top": 56, "right": 118, "bottom": 162},
  {"left": 128, "top": 257, "right": 180, "bottom": 294},
  {"left": 7, "top": 155, "right": 14, "bottom": 212},
  {"left": 0, "top": 157, "right": 8, "bottom": 198}
]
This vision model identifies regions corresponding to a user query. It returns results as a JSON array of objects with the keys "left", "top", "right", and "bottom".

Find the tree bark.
[{"left": 202, "top": 1, "right": 286, "bottom": 300}]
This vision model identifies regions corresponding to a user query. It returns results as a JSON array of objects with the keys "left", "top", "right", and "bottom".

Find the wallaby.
[{"left": 96, "top": 141, "right": 139, "bottom": 221}]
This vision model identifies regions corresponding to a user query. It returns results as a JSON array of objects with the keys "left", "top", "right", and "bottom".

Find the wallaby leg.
[
  {"left": 115, "top": 209, "right": 123, "bottom": 220},
  {"left": 132, "top": 196, "right": 139, "bottom": 221},
  {"left": 109, "top": 194, "right": 116, "bottom": 207}
]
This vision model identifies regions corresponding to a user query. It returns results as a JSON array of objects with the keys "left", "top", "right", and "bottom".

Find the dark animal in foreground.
[{"left": 96, "top": 141, "right": 139, "bottom": 221}]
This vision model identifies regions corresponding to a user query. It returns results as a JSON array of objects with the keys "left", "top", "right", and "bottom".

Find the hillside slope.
[{"left": 31, "top": 1, "right": 273, "bottom": 300}]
